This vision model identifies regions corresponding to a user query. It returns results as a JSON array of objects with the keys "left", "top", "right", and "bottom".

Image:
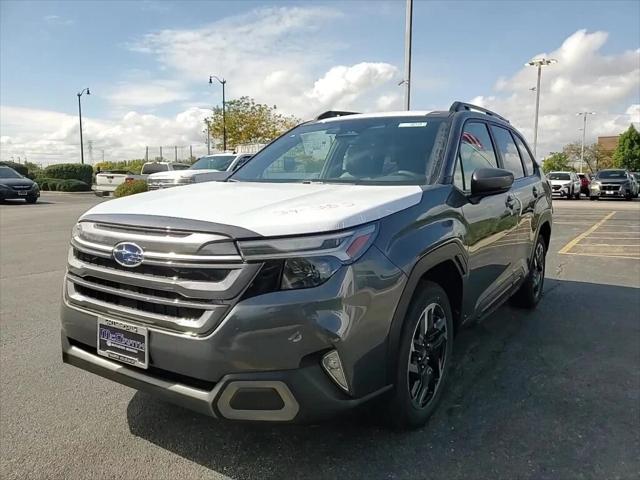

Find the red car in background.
[{"left": 578, "top": 173, "right": 591, "bottom": 195}]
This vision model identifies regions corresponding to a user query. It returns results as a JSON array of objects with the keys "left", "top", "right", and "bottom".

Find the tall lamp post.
[
  {"left": 525, "top": 58, "right": 557, "bottom": 158},
  {"left": 400, "top": 0, "right": 413, "bottom": 110},
  {"left": 209, "top": 75, "right": 227, "bottom": 151},
  {"left": 77, "top": 88, "right": 90, "bottom": 164},
  {"left": 577, "top": 111, "right": 596, "bottom": 173}
]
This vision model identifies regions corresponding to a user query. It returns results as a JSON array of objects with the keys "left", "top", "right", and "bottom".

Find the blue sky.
[{"left": 1, "top": 0, "right": 639, "bottom": 163}]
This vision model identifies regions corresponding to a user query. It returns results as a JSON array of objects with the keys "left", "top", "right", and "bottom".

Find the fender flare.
[{"left": 385, "top": 240, "right": 467, "bottom": 384}]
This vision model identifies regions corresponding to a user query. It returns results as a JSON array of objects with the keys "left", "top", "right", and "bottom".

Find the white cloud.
[
  {"left": 0, "top": 105, "right": 211, "bottom": 165},
  {"left": 129, "top": 6, "right": 399, "bottom": 117},
  {"left": 107, "top": 80, "right": 189, "bottom": 107},
  {"left": 44, "top": 15, "right": 74, "bottom": 26},
  {"left": 473, "top": 30, "right": 639, "bottom": 157}
]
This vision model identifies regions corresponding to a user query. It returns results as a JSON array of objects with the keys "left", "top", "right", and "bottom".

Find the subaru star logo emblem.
[{"left": 112, "top": 242, "right": 144, "bottom": 268}]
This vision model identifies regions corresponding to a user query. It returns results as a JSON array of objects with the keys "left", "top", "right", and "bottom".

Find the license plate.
[
  {"left": 97, "top": 317, "right": 148, "bottom": 369},
  {"left": 17, "top": 191, "right": 27, "bottom": 196},
  {"left": 606, "top": 191, "right": 615, "bottom": 195}
]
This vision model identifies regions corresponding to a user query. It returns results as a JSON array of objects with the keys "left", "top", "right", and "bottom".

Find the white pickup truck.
[
  {"left": 94, "top": 162, "right": 190, "bottom": 196},
  {"left": 146, "top": 153, "right": 252, "bottom": 190}
]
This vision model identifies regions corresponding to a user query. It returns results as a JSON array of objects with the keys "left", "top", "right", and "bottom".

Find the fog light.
[{"left": 322, "top": 350, "right": 349, "bottom": 392}]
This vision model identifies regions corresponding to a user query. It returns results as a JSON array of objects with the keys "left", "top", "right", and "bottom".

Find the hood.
[
  {"left": 595, "top": 178, "right": 628, "bottom": 184},
  {"left": 0, "top": 177, "right": 35, "bottom": 187},
  {"left": 549, "top": 179, "right": 572, "bottom": 186},
  {"left": 147, "top": 169, "right": 219, "bottom": 180},
  {"left": 82, "top": 181, "right": 423, "bottom": 237}
]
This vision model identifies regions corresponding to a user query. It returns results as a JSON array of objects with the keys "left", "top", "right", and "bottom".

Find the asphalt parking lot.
[{"left": 1, "top": 193, "right": 639, "bottom": 480}]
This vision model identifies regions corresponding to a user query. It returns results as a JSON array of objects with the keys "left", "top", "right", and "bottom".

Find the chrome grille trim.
[
  {"left": 67, "top": 249, "right": 258, "bottom": 300},
  {"left": 65, "top": 280, "right": 227, "bottom": 334},
  {"left": 67, "top": 273, "right": 218, "bottom": 309},
  {"left": 66, "top": 220, "right": 260, "bottom": 334}
]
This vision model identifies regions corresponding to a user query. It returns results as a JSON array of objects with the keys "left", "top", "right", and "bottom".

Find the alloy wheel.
[
  {"left": 407, "top": 302, "right": 448, "bottom": 409},
  {"left": 532, "top": 241, "right": 545, "bottom": 298}
]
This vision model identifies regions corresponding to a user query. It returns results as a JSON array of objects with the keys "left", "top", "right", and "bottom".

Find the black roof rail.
[
  {"left": 315, "top": 110, "right": 360, "bottom": 120},
  {"left": 449, "top": 101, "right": 509, "bottom": 123}
]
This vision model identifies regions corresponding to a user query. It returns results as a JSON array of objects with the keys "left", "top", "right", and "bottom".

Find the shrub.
[
  {"left": 94, "top": 159, "right": 147, "bottom": 175},
  {"left": 0, "top": 161, "right": 29, "bottom": 177},
  {"left": 37, "top": 177, "right": 90, "bottom": 192},
  {"left": 43, "top": 163, "right": 93, "bottom": 184},
  {"left": 114, "top": 180, "right": 148, "bottom": 198}
]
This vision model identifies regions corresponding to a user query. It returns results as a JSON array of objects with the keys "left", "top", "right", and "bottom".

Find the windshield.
[
  {"left": 548, "top": 172, "right": 570, "bottom": 180},
  {"left": 0, "top": 166, "right": 22, "bottom": 179},
  {"left": 141, "top": 163, "right": 169, "bottom": 174},
  {"left": 191, "top": 155, "right": 236, "bottom": 171},
  {"left": 232, "top": 117, "right": 448, "bottom": 184},
  {"left": 596, "top": 170, "right": 626, "bottom": 180}
]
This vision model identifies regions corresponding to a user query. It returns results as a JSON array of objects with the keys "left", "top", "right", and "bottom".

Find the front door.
[{"left": 453, "top": 121, "right": 521, "bottom": 317}]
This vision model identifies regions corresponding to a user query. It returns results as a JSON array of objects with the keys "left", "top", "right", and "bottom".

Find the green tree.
[
  {"left": 562, "top": 141, "right": 611, "bottom": 173},
  {"left": 205, "top": 96, "right": 300, "bottom": 150},
  {"left": 612, "top": 124, "right": 640, "bottom": 171},
  {"left": 542, "top": 152, "right": 571, "bottom": 173}
]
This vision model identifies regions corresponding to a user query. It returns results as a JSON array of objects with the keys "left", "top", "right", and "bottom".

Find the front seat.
[{"left": 342, "top": 141, "right": 384, "bottom": 179}]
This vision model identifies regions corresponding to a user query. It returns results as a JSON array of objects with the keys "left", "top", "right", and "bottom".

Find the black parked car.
[{"left": 0, "top": 166, "right": 40, "bottom": 203}]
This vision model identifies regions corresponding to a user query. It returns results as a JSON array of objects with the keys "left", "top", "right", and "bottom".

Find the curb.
[{"left": 41, "top": 191, "right": 98, "bottom": 195}]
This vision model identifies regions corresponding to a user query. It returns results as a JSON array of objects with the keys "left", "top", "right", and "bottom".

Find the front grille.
[
  {"left": 11, "top": 185, "right": 31, "bottom": 190},
  {"left": 66, "top": 220, "right": 258, "bottom": 334},
  {"left": 75, "top": 283, "right": 205, "bottom": 319},
  {"left": 552, "top": 185, "right": 561, "bottom": 191},
  {"left": 601, "top": 184, "right": 620, "bottom": 191},
  {"left": 74, "top": 249, "right": 230, "bottom": 282}
]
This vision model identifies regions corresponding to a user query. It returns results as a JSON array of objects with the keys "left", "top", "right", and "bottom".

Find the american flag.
[{"left": 462, "top": 132, "right": 483, "bottom": 150}]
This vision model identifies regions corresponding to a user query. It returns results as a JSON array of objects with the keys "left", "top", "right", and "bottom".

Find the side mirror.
[{"left": 470, "top": 168, "right": 514, "bottom": 196}]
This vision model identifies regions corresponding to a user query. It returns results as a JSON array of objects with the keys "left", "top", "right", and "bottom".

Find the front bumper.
[
  {"left": 61, "top": 246, "right": 405, "bottom": 422},
  {"left": 0, "top": 187, "right": 39, "bottom": 200},
  {"left": 61, "top": 334, "right": 389, "bottom": 422},
  {"left": 589, "top": 187, "right": 631, "bottom": 198}
]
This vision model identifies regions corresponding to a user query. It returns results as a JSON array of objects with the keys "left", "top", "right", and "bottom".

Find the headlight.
[
  {"left": 0, "top": 184, "right": 10, "bottom": 191},
  {"left": 177, "top": 176, "right": 194, "bottom": 184},
  {"left": 238, "top": 224, "right": 378, "bottom": 290},
  {"left": 591, "top": 182, "right": 600, "bottom": 189},
  {"left": 281, "top": 256, "right": 341, "bottom": 289}
]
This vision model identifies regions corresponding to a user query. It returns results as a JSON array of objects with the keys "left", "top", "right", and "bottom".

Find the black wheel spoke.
[{"left": 407, "top": 302, "right": 448, "bottom": 408}]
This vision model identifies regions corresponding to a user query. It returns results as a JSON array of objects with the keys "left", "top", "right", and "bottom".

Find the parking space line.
[
  {"left": 559, "top": 211, "right": 616, "bottom": 255},
  {"left": 561, "top": 251, "right": 640, "bottom": 260}
]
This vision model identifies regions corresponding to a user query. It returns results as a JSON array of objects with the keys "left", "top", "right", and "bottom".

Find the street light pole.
[
  {"left": 402, "top": 0, "right": 413, "bottom": 110},
  {"left": 209, "top": 75, "right": 227, "bottom": 151},
  {"left": 525, "top": 58, "right": 557, "bottom": 158},
  {"left": 77, "top": 88, "right": 90, "bottom": 164},
  {"left": 577, "top": 112, "right": 596, "bottom": 173}
]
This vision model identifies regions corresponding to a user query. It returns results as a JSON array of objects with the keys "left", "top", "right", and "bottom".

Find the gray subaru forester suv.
[{"left": 61, "top": 102, "right": 552, "bottom": 428}]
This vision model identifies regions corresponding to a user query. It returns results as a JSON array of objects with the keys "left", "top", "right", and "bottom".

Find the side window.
[
  {"left": 490, "top": 126, "right": 525, "bottom": 179},
  {"left": 513, "top": 135, "right": 536, "bottom": 176},
  {"left": 455, "top": 122, "right": 498, "bottom": 191}
]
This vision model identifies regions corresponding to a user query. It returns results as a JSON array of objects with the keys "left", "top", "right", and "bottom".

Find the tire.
[
  {"left": 512, "top": 235, "right": 546, "bottom": 309},
  {"left": 590, "top": 196, "right": 598, "bottom": 201},
  {"left": 25, "top": 195, "right": 38, "bottom": 204},
  {"left": 574, "top": 190, "right": 581, "bottom": 200},
  {"left": 386, "top": 281, "right": 454, "bottom": 429}
]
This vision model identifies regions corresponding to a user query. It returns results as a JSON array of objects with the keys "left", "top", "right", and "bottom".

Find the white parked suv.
[
  {"left": 94, "top": 162, "right": 190, "bottom": 196},
  {"left": 147, "top": 153, "right": 253, "bottom": 190},
  {"left": 547, "top": 171, "right": 581, "bottom": 199}
]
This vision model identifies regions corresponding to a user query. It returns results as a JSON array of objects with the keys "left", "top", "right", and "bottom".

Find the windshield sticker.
[{"left": 398, "top": 122, "right": 428, "bottom": 128}]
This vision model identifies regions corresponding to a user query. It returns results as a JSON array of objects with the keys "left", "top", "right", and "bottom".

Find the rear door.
[
  {"left": 453, "top": 121, "right": 519, "bottom": 316},
  {"left": 512, "top": 133, "right": 545, "bottom": 263}
]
